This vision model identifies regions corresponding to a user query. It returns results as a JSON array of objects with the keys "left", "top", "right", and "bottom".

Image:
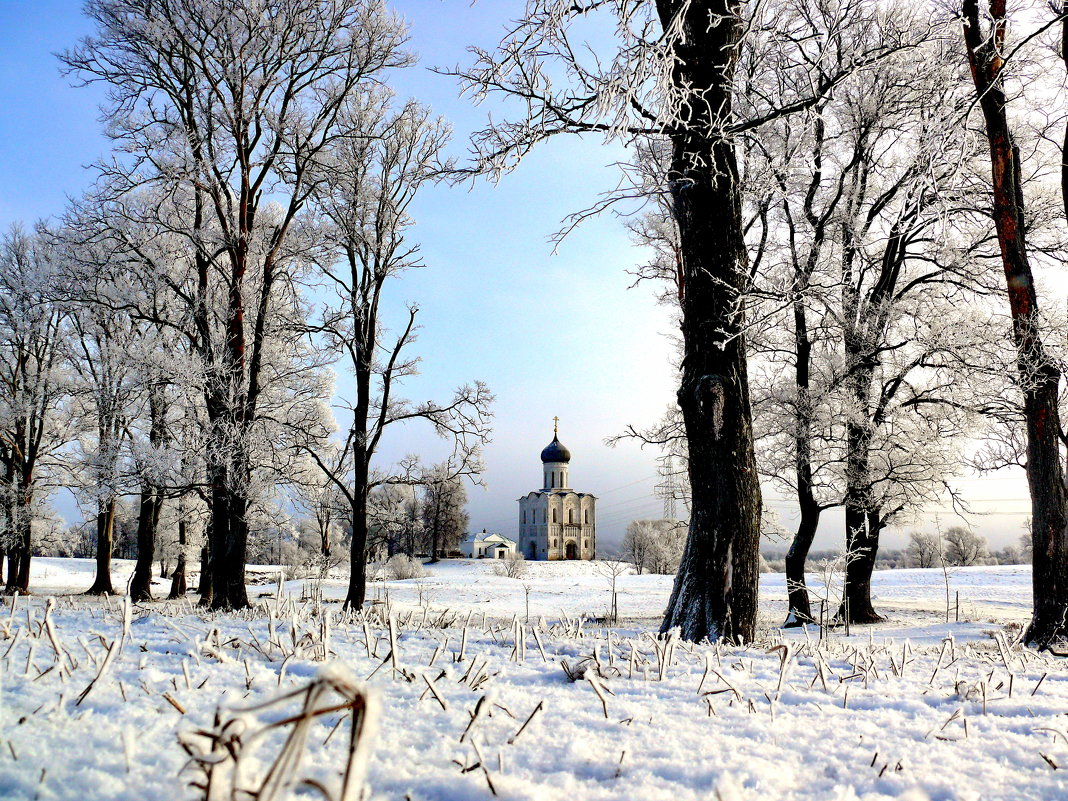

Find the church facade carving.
[{"left": 517, "top": 420, "right": 596, "bottom": 560}]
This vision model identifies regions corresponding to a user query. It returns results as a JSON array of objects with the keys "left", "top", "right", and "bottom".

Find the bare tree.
[
  {"left": 303, "top": 93, "right": 492, "bottom": 609},
  {"left": 449, "top": 0, "right": 925, "bottom": 642},
  {"left": 65, "top": 283, "right": 141, "bottom": 595},
  {"left": 127, "top": 373, "right": 175, "bottom": 602},
  {"left": 960, "top": 0, "right": 1068, "bottom": 647},
  {"left": 943, "top": 526, "right": 988, "bottom": 567},
  {"left": 622, "top": 8, "right": 988, "bottom": 626},
  {"left": 622, "top": 520, "right": 654, "bottom": 576},
  {"left": 830, "top": 71, "right": 986, "bottom": 622},
  {"left": 0, "top": 226, "right": 68, "bottom": 594},
  {"left": 906, "top": 531, "right": 942, "bottom": 568},
  {"left": 623, "top": 519, "right": 685, "bottom": 575},
  {"left": 367, "top": 483, "right": 420, "bottom": 559},
  {"left": 63, "top": 0, "right": 415, "bottom": 609},
  {"left": 292, "top": 458, "right": 348, "bottom": 562},
  {"left": 744, "top": 22, "right": 998, "bottom": 624},
  {"left": 1020, "top": 518, "right": 1034, "bottom": 560},
  {"left": 57, "top": 206, "right": 197, "bottom": 602},
  {"left": 421, "top": 467, "right": 469, "bottom": 562}
]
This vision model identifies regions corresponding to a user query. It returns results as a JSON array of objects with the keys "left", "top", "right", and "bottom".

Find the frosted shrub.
[
  {"left": 386, "top": 554, "right": 428, "bottom": 580},
  {"left": 494, "top": 552, "right": 527, "bottom": 579}
]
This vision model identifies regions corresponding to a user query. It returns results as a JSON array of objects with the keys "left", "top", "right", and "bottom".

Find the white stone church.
[{"left": 517, "top": 421, "right": 596, "bottom": 560}]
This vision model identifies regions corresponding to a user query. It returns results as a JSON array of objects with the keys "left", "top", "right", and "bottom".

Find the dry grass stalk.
[
  {"left": 507, "top": 700, "right": 544, "bottom": 745},
  {"left": 180, "top": 666, "right": 378, "bottom": 801},
  {"left": 75, "top": 638, "right": 118, "bottom": 706},
  {"left": 163, "top": 692, "right": 187, "bottom": 714},
  {"left": 421, "top": 672, "right": 449, "bottom": 711},
  {"left": 586, "top": 672, "right": 610, "bottom": 719}
]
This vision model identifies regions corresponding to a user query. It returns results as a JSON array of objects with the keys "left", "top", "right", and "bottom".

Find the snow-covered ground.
[{"left": 1, "top": 558, "right": 1064, "bottom": 801}]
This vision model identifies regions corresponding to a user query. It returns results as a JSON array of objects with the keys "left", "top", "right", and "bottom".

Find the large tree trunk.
[
  {"left": 209, "top": 476, "right": 250, "bottom": 610},
  {"left": 131, "top": 386, "right": 168, "bottom": 603},
  {"left": 13, "top": 549, "right": 30, "bottom": 595},
  {"left": 343, "top": 344, "right": 374, "bottom": 611},
  {"left": 206, "top": 237, "right": 254, "bottom": 611},
  {"left": 198, "top": 480, "right": 216, "bottom": 606},
  {"left": 2, "top": 549, "right": 12, "bottom": 593},
  {"left": 839, "top": 388, "right": 883, "bottom": 623},
  {"left": 784, "top": 267, "right": 822, "bottom": 626},
  {"left": 198, "top": 379, "right": 226, "bottom": 611},
  {"left": 203, "top": 394, "right": 251, "bottom": 610},
  {"left": 841, "top": 505, "right": 884, "bottom": 624},
  {"left": 168, "top": 518, "right": 188, "bottom": 599},
  {"left": 320, "top": 513, "right": 331, "bottom": 560},
  {"left": 784, "top": 507, "right": 819, "bottom": 626},
  {"left": 963, "top": 0, "right": 1068, "bottom": 648},
  {"left": 198, "top": 545, "right": 212, "bottom": 604},
  {"left": 86, "top": 497, "right": 116, "bottom": 595},
  {"left": 9, "top": 478, "right": 33, "bottom": 594},
  {"left": 658, "top": 0, "right": 762, "bottom": 644},
  {"left": 344, "top": 459, "right": 370, "bottom": 611},
  {"left": 130, "top": 487, "right": 163, "bottom": 602}
]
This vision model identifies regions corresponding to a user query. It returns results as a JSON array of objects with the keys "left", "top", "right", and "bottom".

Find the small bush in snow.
[
  {"left": 493, "top": 552, "right": 527, "bottom": 579},
  {"left": 386, "top": 554, "right": 427, "bottom": 580}
]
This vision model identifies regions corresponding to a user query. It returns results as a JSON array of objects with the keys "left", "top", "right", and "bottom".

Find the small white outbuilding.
[{"left": 460, "top": 530, "right": 518, "bottom": 559}]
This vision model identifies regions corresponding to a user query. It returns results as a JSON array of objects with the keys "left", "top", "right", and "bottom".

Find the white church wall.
[{"left": 518, "top": 429, "right": 597, "bottom": 561}]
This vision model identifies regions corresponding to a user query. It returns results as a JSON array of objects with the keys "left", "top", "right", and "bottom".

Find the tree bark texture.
[
  {"left": 344, "top": 455, "right": 371, "bottom": 610},
  {"left": 168, "top": 518, "right": 188, "bottom": 599},
  {"left": 658, "top": 0, "right": 762, "bottom": 643},
  {"left": 130, "top": 487, "right": 163, "bottom": 602},
  {"left": 7, "top": 481, "right": 32, "bottom": 594},
  {"left": 839, "top": 365, "right": 884, "bottom": 624},
  {"left": 85, "top": 498, "right": 116, "bottom": 595},
  {"left": 131, "top": 384, "right": 168, "bottom": 602},
  {"left": 784, "top": 509, "right": 819, "bottom": 625},
  {"left": 343, "top": 306, "right": 375, "bottom": 611}
]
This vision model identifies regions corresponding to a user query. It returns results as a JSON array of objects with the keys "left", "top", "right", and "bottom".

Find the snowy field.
[{"left": 1, "top": 558, "right": 1065, "bottom": 801}]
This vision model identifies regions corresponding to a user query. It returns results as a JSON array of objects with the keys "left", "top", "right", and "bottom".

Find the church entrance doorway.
[
  {"left": 565, "top": 541, "right": 578, "bottom": 560},
  {"left": 529, "top": 541, "right": 537, "bottom": 560}
]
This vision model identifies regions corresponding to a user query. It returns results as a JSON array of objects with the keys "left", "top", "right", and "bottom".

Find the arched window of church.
[
  {"left": 568, "top": 508, "right": 573, "bottom": 524},
  {"left": 552, "top": 508, "right": 557, "bottom": 523},
  {"left": 584, "top": 509, "right": 589, "bottom": 524},
  {"left": 551, "top": 472, "right": 555, "bottom": 488}
]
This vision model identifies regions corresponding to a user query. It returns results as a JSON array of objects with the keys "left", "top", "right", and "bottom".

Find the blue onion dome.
[{"left": 540, "top": 435, "right": 571, "bottom": 463}]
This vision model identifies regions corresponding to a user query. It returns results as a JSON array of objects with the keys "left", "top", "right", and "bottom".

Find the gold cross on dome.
[{"left": 553, "top": 416, "right": 560, "bottom": 435}]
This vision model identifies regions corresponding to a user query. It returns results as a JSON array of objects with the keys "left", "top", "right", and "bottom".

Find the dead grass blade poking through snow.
[{"left": 178, "top": 664, "right": 379, "bottom": 801}]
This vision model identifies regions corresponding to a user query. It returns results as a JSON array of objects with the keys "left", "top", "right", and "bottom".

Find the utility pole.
[{"left": 656, "top": 456, "right": 678, "bottom": 521}]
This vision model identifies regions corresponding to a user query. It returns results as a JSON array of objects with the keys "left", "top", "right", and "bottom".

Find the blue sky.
[
  {"left": 0, "top": 0, "right": 683, "bottom": 549},
  {"left": 0, "top": 0, "right": 1032, "bottom": 550}
]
